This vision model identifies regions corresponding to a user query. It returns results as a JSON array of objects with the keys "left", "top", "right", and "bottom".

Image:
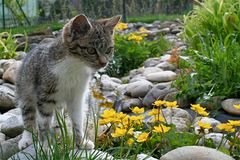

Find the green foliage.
[
  {"left": 128, "top": 14, "right": 183, "bottom": 23},
  {"left": 4, "top": 0, "right": 27, "bottom": 26},
  {"left": 106, "top": 34, "right": 171, "bottom": 77},
  {"left": 175, "top": 0, "right": 240, "bottom": 100},
  {"left": 0, "top": 32, "right": 18, "bottom": 59}
]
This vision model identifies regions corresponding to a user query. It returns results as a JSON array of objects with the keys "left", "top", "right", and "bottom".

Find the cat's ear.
[
  {"left": 71, "top": 14, "right": 92, "bottom": 36},
  {"left": 105, "top": 15, "right": 122, "bottom": 30}
]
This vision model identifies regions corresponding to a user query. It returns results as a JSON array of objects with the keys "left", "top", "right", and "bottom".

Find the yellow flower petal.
[
  {"left": 137, "top": 132, "right": 149, "bottom": 142},
  {"left": 152, "top": 100, "right": 166, "bottom": 107},
  {"left": 197, "top": 121, "right": 212, "bottom": 129},
  {"left": 153, "top": 124, "right": 171, "bottom": 133},
  {"left": 127, "top": 138, "right": 134, "bottom": 146},
  {"left": 233, "top": 104, "right": 240, "bottom": 109},
  {"left": 217, "top": 123, "right": 236, "bottom": 133},
  {"left": 164, "top": 101, "right": 179, "bottom": 108},
  {"left": 148, "top": 108, "right": 160, "bottom": 116},
  {"left": 131, "top": 106, "right": 144, "bottom": 114},
  {"left": 111, "top": 127, "right": 127, "bottom": 138},
  {"left": 228, "top": 120, "right": 240, "bottom": 127}
]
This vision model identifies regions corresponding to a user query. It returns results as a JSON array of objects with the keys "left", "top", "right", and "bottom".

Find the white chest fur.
[{"left": 51, "top": 57, "right": 92, "bottom": 102}]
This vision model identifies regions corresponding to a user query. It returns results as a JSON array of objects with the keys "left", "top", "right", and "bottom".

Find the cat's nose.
[{"left": 99, "top": 57, "right": 107, "bottom": 66}]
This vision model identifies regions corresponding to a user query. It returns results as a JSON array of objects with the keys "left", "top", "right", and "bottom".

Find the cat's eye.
[
  {"left": 106, "top": 47, "right": 114, "bottom": 55},
  {"left": 87, "top": 47, "right": 96, "bottom": 54}
]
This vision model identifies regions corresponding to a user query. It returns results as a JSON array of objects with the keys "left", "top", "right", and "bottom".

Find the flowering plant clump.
[
  {"left": 91, "top": 89, "right": 240, "bottom": 159},
  {"left": 115, "top": 22, "right": 128, "bottom": 30}
]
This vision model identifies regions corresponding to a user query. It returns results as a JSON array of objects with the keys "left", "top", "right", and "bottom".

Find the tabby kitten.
[{"left": 16, "top": 14, "right": 121, "bottom": 150}]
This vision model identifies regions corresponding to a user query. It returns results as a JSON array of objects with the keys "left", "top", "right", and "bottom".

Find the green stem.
[{"left": 217, "top": 133, "right": 225, "bottom": 150}]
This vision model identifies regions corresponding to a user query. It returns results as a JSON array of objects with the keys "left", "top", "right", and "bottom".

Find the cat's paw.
[
  {"left": 18, "top": 137, "right": 33, "bottom": 150},
  {"left": 76, "top": 139, "right": 95, "bottom": 150}
]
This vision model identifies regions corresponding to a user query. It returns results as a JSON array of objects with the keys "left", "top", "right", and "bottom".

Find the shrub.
[
  {"left": 106, "top": 32, "right": 171, "bottom": 78},
  {"left": 175, "top": 0, "right": 240, "bottom": 101},
  {"left": 0, "top": 32, "right": 19, "bottom": 59}
]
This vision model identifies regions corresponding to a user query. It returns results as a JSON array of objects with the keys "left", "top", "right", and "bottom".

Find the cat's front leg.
[{"left": 67, "top": 98, "right": 94, "bottom": 150}]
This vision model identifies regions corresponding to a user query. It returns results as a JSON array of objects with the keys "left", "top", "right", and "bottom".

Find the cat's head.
[{"left": 62, "top": 14, "right": 121, "bottom": 69}]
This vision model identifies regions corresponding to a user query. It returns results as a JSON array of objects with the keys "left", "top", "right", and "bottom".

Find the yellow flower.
[
  {"left": 197, "top": 121, "right": 212, "bottom": 129},
  {"left": 127, "top": 128, "right": 134, "bottom": 135},
  {"left": 99, "top": 101, "right": 113, "bottom": 108},
  {"left": 122, "top": 116, "right": 130, "bottom": 127},
  {"left": 164, "top": 101, "right": 179, "bottom": 108},
  {"left": 116, "top": 112, "right": 128, "bottom": 119},
  {"left": 92, "top": 90, "right": 105, "bottom": 100},
  {"left": 127, "top": 138, "right": 134, "bottom": 146},
  {"left": 139, "top": 27, "right": 150, "bottom": 33},
  {"left": 217, "top": 123, "right": 236, "bottom": 133},
  {"left": 153, "top": 124, "right": 171, "bottom": 133},
  {"left": 101, "top": 109, "right": 116, "bottom": 119},
  {"left": 127, "top": 33, "right": 143, "bottom": 43},
  {"left": 130, "top": 115, "right": 145, "bottom": 125},
  {"left": 131, "top": 106, "right": 144, "bottom": 114},
  {"left": 137, "top": 132, "right": 149, "bottom": 142},
  {"left": 115, "top": 22, "right": 128, "bottom": 30},
  {"left": 190, "top": 104, "right": 209, "bottom": 117},
  {"left": 151, "top": 115, "right": 165, "bottom": 123},
  {"left": 233, "top": 104, "right": 240, "bottom": 109},
  {"left": 228, "top": 120, "right": 240, "bottom": 127},
  {"left": 98, "top": 119, "right": 109, "bottom": 125},
  {"left": 111, "top": 127, "right": 127, "bottom": 138},
  {"left": 148, "top": 108, "right": 160, "bottom": 116},
  {"left": 152, "top": 100, "right": 166, "bottom": 107}
]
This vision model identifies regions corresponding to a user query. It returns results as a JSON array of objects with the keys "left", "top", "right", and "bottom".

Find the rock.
[
  {"left": 137, "top": 153, "right": 158, "bottom": 160},
  {"left": 143, "top": 84, "right": 175, "bottom": 106},
  {"left": 6, "top": 108, "right": 22, "bottom": 115},
  {"left": 0, "top": 132, "right": 6, "bottom": 142},
  {"left": 142, "top": 67, "right": 163, "bottom": 77},
  {"left": 0, "top": 85, "right": 15, "bottom": 111},
  {"left": 160, "top": 54, "right": 171, "bottom": 61},
  {"left": 200, "top": 133, "right": 230, "bottom": 149},
  {"left": 214, "top": 110, "right": 240, "bottom": 123},
  {"left": 0, "top": 59, "right": 9, "bottom": 70},
  {"left": 194, "top": 117, "right": 221, "bottom": 132},
  {"left": 156, "top": 61, "right": 176, "bottom": 71},
  {"left": 0, "top": 135, "right": 21, "bottom": 160},
  {"left": 125, "top": 80, "right": 153, "bottom": 98},
  {"left": 222, "top": 99, "right": 240, "bottom": 115},
  {"left": 171, "top": 28, "right": 181, "bottom": 34},
  {"left": 164, "top": 91, "right": 190, "bottom": 108},
  {"left": 160, "top": 146, "right": 234, "bottom": 160},
  {"left": 101, "top": 74, "right": 121, "bottom": 91},
  {"left": 10, "top": 145, "right": 114, "bottom": 160},
  {"left": 129, "top": 77, "right": 146, "bottom": 83},
  {"left": 198, "top": 96, "right": 222, "bottom": 110},
  {"left": 129, "top": 68, "right": 144, "bottom": 78},
  {"left": 2, "top": 82, "right": 16, "bottom": 90},
  {"left": 72, "top": 149, "right": 114, "bottom": 160},
  {"left": 162, "top": 108, "right": 192, "bottom": 132},
  {"left": 3, "top": 60, "right": 22, "bottom": 84},
  {"left": 144, "top": 58, "right": 161, "bottom": 68},
  {"left": 0, "top": 114, "right": 14, "bottom": 123},
  {"left": 160, "top": 21, "right": 174, "bottom": 29},
  {"left": 110, "top": 77, "right": 122, "bottom": 84},
  {"left": 0, "top": 68, "right": 4, "bottom": 78},
  {"left": 121, "top": 98, "right": 143, "bottom": 112},
  {"left": 8, "top": 144, "right": 34, "bottom": 160},
  {"left": 146, "top": 71, "right": 177, "bottom": 83},
  {"left": 177, "top": 45, "right": 187, "bottom": 51},
  {"left": 157, "top": 28, "right": 170, "bottom": 34},
  {"left": 1, "top": 116, "right": 24, "bottom": 138},
  {"left": 0, "top": 79, "right": 4, "bottom": 85}
]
